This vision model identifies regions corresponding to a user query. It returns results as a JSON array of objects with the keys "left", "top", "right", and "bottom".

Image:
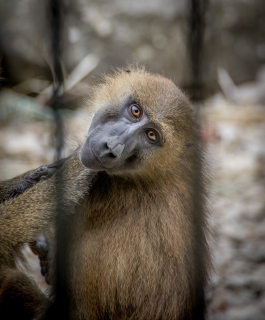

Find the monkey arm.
[
  {"left": 0, "top": 158, "right": 67, "bottom": 204},
  {"left": 0, "top": 150, "right": 95, "bottom": 266},
  {"left": 0, "top": 167, "right": 45, "bottom": 203}
]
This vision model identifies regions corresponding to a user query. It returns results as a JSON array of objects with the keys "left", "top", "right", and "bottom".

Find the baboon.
[{"left": 1, "top": 67, "right": 210, "bottom": 320}]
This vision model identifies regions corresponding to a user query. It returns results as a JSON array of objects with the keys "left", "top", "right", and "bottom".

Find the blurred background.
[{"left": 0, "top": 0, "right": 265, "bottom": 319}]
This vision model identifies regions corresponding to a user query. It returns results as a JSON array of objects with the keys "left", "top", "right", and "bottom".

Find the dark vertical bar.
[
  {"left": 50, "top": 0, "right": 64, "bottom": 160},
  {"left": 188, "top": 1, "right": 208, "bottom": 319},
  {"left": 44, "top": 0, "right": 70, "bottom": 319},
  {"left": 189, "top": 0, "right": 204, "bottom": 104}
]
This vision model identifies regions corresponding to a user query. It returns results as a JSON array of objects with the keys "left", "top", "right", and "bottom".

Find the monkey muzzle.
[{"left": 80, "top": 127, "right": 139, "bottom": 171}]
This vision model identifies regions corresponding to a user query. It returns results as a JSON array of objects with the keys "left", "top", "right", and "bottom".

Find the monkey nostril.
[
  {"left": 107, "top": 143, "right": 125, "bottom": 158},
  {"left": 108, "top": 153, "right": 117, "bottom": 158},
  {"left": 105, "top": 142, "right": 117, "bottom": 158}
]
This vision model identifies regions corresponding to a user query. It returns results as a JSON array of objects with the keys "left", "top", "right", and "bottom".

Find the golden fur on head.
[{"left": 87, "top": 67, "right": 197, "bottom": 180}]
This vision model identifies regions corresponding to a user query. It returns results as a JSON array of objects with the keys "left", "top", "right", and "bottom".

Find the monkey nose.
[
  {"left": 105, "top": 136, "right": 125, "bottom": 158},
  {"left": 108, "top": 143, "right": 125, "bottom": 157}
]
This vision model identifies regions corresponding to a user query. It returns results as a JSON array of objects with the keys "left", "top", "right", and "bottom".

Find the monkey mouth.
[
  {"left": 92, "top": 147, "right": 127, "bottom": 171},
  {"left": 90, "top": 148, "right": 116, "bottom": 170}
]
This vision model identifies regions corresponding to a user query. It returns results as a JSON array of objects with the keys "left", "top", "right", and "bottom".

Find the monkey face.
[
  {"left": 80, "top": 95, "right": 164, "bottom": 173},
  {"left": 80, "top": 68, "right": 195, "bottom": 176}
]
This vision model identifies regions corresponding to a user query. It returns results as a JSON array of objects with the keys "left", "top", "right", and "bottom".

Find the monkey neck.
[
  {"left": 72, "top": 168, "right": 208, "bottom": 318},
  {"left": 85, "top": 170, "right": 196, "bottom": 231},
  {"left": 90, "top": 170, "right": 179, "bottom": 202}
]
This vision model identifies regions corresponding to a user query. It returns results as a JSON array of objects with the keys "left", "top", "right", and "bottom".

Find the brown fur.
[
  {"left": 0, "top": 68, "right": 210, "bottom": 319},
  {"left": 0, "top": 151, "right": 93, "bottom": 267},
  {"left": 0, "top": 268, "right": 47, "bottom": 319},
  {"left": 0, "top": 170, "right": 34, "bottom": 203},
  {"left": 67, "top": 68, "right": 209, "bottom": 319},
  {"left": 0, "top": 151, "right": 94, "bottom": 318}
]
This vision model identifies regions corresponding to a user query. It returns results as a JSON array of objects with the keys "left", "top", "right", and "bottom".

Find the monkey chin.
[
  {"left": 80, "top": 148, "right": 140, "bottom": 177},
  {"left": 80, "top": 135, "right": 142, "bottom": 174}
]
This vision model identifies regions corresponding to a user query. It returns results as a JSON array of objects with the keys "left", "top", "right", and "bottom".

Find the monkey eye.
[
  {"left": 130, "top": 104, "right": 142, "bottom": 119},
  {"left": 146, "top": 130, "right": 159, "bottom": 143}
]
